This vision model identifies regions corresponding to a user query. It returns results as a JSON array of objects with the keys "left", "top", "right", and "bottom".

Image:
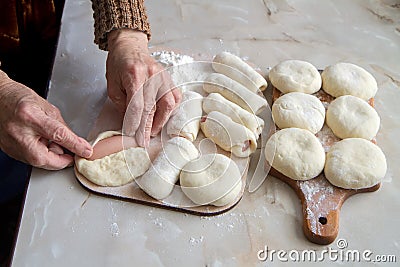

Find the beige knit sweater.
[{"left": 91, "top": 0, "right": 151, "bottom": 50}]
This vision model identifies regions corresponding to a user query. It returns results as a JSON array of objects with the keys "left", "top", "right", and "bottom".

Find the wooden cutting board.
[{"left": 269, "top": 87, "right": 380, "bottom": 245}]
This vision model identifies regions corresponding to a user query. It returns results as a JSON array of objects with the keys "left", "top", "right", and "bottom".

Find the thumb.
[
  {"left": 28, "top": 138, "right": 74, "bottom": 170},
  {"left": 35, "top": 114, "right": 93, "bottom": 158}
]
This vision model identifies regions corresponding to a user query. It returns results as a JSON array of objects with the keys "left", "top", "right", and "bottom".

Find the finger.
[
  {"left": 33, "top": 114, "right": 92, "bottom": 158},
  {"left": 151, "top": 91, "right": 176, "bottom": 136},
  {"left": 136, "top": 79, "right": 157, "bottom": 147},
  {"left": 155, "top": 70, "right": 176, "bottom": 100},
  {"left": 121, "top": 64, "right": 148, "bottom": 136},
  {"left": 150, "top": 71, "right": 179, "bottom": 136},
  {"left": 43, "top": 152, "right": 74, "bottom": 170},
  {"left": 123, "top": 86, "right": 144, "bottom": 136},
  {"left": 172, "top": 87, "right": 182, "bottom": 105},
  {"left": 136, "top": 104, "right": 156, "bottom": 147}
]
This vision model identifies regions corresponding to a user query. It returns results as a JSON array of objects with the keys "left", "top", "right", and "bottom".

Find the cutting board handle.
[
  {"left": 301, "top": 196, "right": 343, "bottom": 245},
  {"left": 269, "top": 167, "right": 381, "bottom": 245}
]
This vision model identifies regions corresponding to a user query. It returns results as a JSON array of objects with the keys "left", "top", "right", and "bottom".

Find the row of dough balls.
[
  {"left": 266, "top": 60, "right": 386, "bottom": 189},
  {"left": 265, "top": 128, "right": 387, "bottom": 189},
  {"left": 272, "top": 92, "right": 380, "bottom": 140},
  {"left": 269, "top": 60, "right": 378, "bottom": 100}
]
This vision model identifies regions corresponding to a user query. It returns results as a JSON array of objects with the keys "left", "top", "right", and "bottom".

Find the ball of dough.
[
  {"left": 180, "top": 154, "right": 242, "bottom": 206},
  {"left": 272, "top": 92, "right": 325, "bottom": 134},
  {"left": 326, "top": 95, "right": 380, "bottom": 140},
  {"left": 324, "top": 138, "right": 387, "bottom": 189},
  {"left": 269, "top": 60, "right": 322, "bottom": 94},
  {"left": 321, "top": 62, "right": 378, "bottom": 100},
  {"left": 265, "top": 128, "right": 325, "bottom": 180}
]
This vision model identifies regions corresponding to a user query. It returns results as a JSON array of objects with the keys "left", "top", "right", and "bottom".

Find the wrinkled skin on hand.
[
  {"left": 106, "top": 29, "right": 182, "bottom": 147},
  {"left": 0, "top": 72, "right": 93, "bottom": 170}
]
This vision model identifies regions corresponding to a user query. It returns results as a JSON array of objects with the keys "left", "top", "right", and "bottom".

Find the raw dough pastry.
[
  {"left": 321, "top": 62, "right": 378, "bottom": 100},
  {"left": 203, "top": 73, "right": 267, "bottom": 115},
  {"left": 324, "top": 138, "right": 387, "bottom": 189},
  {"left": 135, "top": 137, "right": 199, "bottom": 200},
  {"left": 326, "top": 95, "right": 380, "bottom": 140},
  {"left": 212, "top": 51, "right": 268, "bottom": 92},
  {"left": 265, "top": 128, "right": 325, "bottom": 180},
  {"left": 268, "top": 60, "right": 321, "bottom": 94},
  {"left": 272, "top": 92, "right": 325, "bottom": 134},
  {"left": 180, "top": 153, "right": 242, "bottom": 206},
  {"left": 201, "top": 111, "right": 257, "bottom": 157},
  {"left": 167, "top": 91, "right": 203, "bottom": 141},
  {"left": 203, "top": 93, "right": 264, "bottom": 138},
  {"left": 75, "top": 131, "right": 151, "bottom": 187}
]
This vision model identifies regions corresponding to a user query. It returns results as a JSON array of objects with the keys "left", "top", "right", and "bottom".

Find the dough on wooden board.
[
  {"left": 268, "top": 60, "right": 321, "bottom": 94},
  {"left": 324, "top": 138, "right": 387, "bottom": 189},
  {"left": 321, "top": 62, "right": 378, "bottom": 100},
  {"left": 212, "top": 51, "right": 268, "bottom": 92},
  {"left": 75, "top": 131, "right": 151, "bottom": 187},
  {"left": 203, "top": 73, "right": 267, "bottom": 115},
  {"left": 326, "top": 95, "right": 380, "bottom": 140},
  {"left": 265, "top": 128, "right": 325, "bottom": 180},
  {"left": 272, "top": 92, "right": 325, "bottom": 134},
  {"left": 203, "top": 93, "right": 264, "bottom": 138},
  {"left": 135, "top": 137, "right": 199, "bottom": 200},
  {"left": 201, "top": 111, "right": 257, "bottom": 158},
  {"left": 167, "top": 91, "right": 203, "bottom": 141},
  {"left": 180, "top": 153, "right": 242, "bottom": 206}
]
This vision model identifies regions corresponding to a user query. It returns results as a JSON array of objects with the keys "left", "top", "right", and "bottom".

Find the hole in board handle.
[{"left": 319, "top": 217, "right": 327, "bottom": 225}]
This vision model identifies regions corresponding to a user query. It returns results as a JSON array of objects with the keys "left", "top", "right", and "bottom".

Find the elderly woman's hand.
[
  {"left": 106, "top": 29, "right": 181, "bottom": 147},
  {"left": 0, "top": 72, "right": 93, "bottom": 170}
]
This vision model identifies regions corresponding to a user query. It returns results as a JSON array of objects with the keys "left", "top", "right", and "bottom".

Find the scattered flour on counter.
[
  {"left": 152, "top": 217, "right": 164, "bottom": 228},
  {"left": 110, "top": 222, "right": 120, "bottom": 237},
  {"left": 151, "top": 50, "right": 194, "bottom": 67},
  {"left": 189, "top": 236, "right": 204, "bottom": 246}
]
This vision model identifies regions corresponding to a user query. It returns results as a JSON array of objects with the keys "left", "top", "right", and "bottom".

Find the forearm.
[{"left": 91, "top": 0, "right": 151, "bottom": 50}]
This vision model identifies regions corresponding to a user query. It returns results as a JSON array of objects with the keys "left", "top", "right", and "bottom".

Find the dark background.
[{"left": 0, "top": 0, "right": 65, "bottom": 265}]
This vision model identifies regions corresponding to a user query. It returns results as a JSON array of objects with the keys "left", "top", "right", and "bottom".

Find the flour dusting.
[
  {"left": 151, "top": 50, "right": 194, "bottom": 67},
  {"left": 152, "top": 50, "right": 213, "bottom": 93}
]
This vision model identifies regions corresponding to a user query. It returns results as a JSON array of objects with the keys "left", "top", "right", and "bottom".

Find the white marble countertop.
[{"left": 11, "top": 0, "right": 400, "bottom": 266}]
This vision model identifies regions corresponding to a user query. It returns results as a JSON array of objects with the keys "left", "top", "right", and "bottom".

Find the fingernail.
[{"left": 83, "top": 148, "right": 93, "bottom": 158}]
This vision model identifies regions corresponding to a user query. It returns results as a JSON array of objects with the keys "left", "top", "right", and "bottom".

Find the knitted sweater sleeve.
[{"left": 91, "top": 0, "right": 151, "bottom": 50}]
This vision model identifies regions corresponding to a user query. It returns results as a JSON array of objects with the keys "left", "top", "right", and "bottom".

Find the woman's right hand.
[{"left": 0, "top": 71, "right": 93, "bottom": 170}]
